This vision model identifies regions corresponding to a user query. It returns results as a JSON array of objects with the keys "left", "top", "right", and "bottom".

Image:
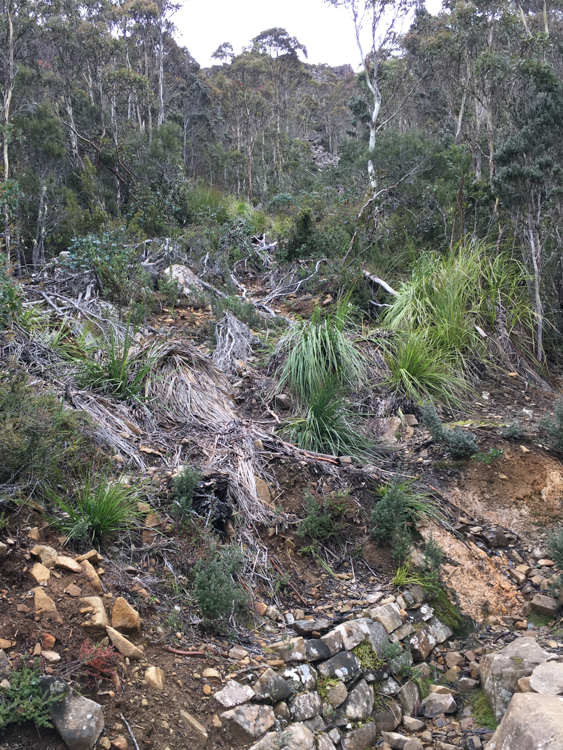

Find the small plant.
[
  {"left": 79, "top": 640, "right": 119, "bottom": 688},
  {"left": 172, "top": 465, "right": 201, "bottom": 520},
  {"left": 211, "top": 295, "right": 263, "bottom": 330},
  {"left": 46, "top": 473, "right": 139, "bottom": 548},
  {"left": 539, "top": 398, "right": 563, "bottom": 453},
  {"left": 316, "top": 674, "right": 341, "bottom": 702},
  {"left": 193, "top": 542, "right": 248, "bottom": 630},
  {"left": 473, "top": 448, "right": 504, "bottom": 464},
  {"left": 160, "top": 269, "right": 182, "bottom": 311},
  {"left": 353, "top": 639, "right": 386, "bottom": 670},
  {"left": 297, "top": 489, "right": 348, "bottom": 547},
  {"left": 420, "top": 404, "right": 477, "bottom": 459},
  {"left": 501, "top": 419, "right": 526, "bottom": 439},
  {"left": 0, "top": 255, "right": 22, "bottom": 327},
  {"left": 0, "top": 657, "right": 61, "bottom": 730}
]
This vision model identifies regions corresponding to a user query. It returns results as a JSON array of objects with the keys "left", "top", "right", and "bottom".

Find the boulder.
[
  {"left": 290, "top": 692, "right": 321, "bottom": 721},
  {"left": 371, "top": 603, "right": 403, "bottom": 633},
  {"left": 341, "top": 722, "right": 378, "bottom": 750},
  {"left": 337, "top": 679, "right": 374, "bottom": 721},
  {"left": 488, "top": 693, "right": 563, "bottom": 750},
  {"left": 40, "top": 676, "right": 104, "bottom": 750},
  {"left": 409, "top": 625, "right": 437, "bottom": 662},
  {"left": 214, "top": 680, "right": 255, "bottom": 708},
  {"left": 221, "top": 704, "right": 276, "bottom": 744},
  {"left": 317, "top": 650, "right": 362, "bottom": 681},
  {"left": 253, "top": 669, "right": 292, "bottom": 703},
  {"left": 529, "top": 662, "right": 563, "bottom": 694},
  {"left": 111, "top": 597, "right": 141, "bottom": 636},
  {"left": 422, "top": 692, "right": 457, "bottom": 717},
  {"left": 480, "top": 638, "right": 549, "bottom": 722},
  {"left": 249, "top": 722, "right": 315, "bottom": 750}
]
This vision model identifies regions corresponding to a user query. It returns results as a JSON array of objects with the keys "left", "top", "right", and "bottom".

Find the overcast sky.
[{"left": 175, "top": 0, "right": 441, "bottom": 70}]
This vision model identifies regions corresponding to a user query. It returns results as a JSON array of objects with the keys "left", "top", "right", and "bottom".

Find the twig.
[
  {"left": 120, "top": 714, "right": 141, "bottom": 750},
  {"left": 163, "top": 646, "right": 206, "bottom": 656}
]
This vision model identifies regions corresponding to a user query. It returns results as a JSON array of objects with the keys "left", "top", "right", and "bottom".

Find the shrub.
[
  {"left": 281, "top": 379, "right": 376, "bottom": 460},
  {"left": 79, "top": 640, "right": 119, "bottom": 687},
  {"left": 539, "top": 398, "right": 563, "bottom": 453},
  {"left": 420, "top": 404, "right": 478, "bottom": 459},
  {"left": 172, "top": 465, "right": 201, "bottom": 520},
  {"left": 275, "top": 297, "right": 367, "bottom": 406},
  {"left": 193, "top": 542, "right": 248, "bottom": 630},
  {"left": 211, "top": 295, "right": 263, "bottom": 330},
  {"left": 46, "top": 473, "right": 139, "bottom": 548},
  {"left": 0, "top": 658, "right": 60, "bottom": 730},
  {"left": 0, "top": 368, "right": 88, "bottom": 489},
  {"left": 501, "top": 419, "right": 526, "bottom": 439},
  {"left": 0, "top": 255, "right": 22, "bottom": 327},
  {"left": 297, "top": 489, "right": 348, "bottom": 547}
]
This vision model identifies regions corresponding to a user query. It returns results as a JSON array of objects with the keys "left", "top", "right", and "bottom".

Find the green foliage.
[
  {"left": 431, "top": 587, "right": 462, "bottom": 632},
  {"left": 0, "top": 658, "right": 61, "bottom": 730},
  {"left": 0, "top": 255, "right": 22, "bottom": 327},
  {"left": 74, "top": 323, "right": 153, "bottom": 401},
  {"left": 473, "top": 448, "right": 504, "bottom": 464},
  {"left": 316, "top": 674, "right": 341, "bottom": 702},
  {"left": 211, "top": 295, "right": 263, "bottom": 330},
  {"left": 286, "top": 207, "right": 315, "bottom": 260},
  {"left": 281, "top": 379, "right": 376, "bottom": 460},
  {"left": 172, "top": 465, "right": 201, "bottom": 520},
  {"left": 46, "top": 474, "right": 139, "bottom": 548},
  {"left": 353, "top": 640, "right": 385, "bottom": 670},
  {"left": 185, "top": 186, "right": 229, "bottom": 225},
  {"left": 539, "top": 398, "right": 563, "bottom": 453},
  {"left": 467, "top": 690, "right": 498, "bottom": 731},
  {"left": 501, "top": 420, "right": 526, "bottom": 439},
  {"left": 160, "top": 270, "right": 182, "bottom": 311},
  {"left": 420, "top": 405, "right": 478, "bottom": 458},
  {"left": 297, "top": 489, "right": 347, "bottom": 546},
  {"left": 0, "top": 368, "right": 88, "bottom": 489},
  {"left": 371, "top": 476, "right": 443, "bottom": 561},
  {"left": 193, "top": 542, "right": 248, "bottom": 630},
  {"left": 276, "top": 297, "right": 367, "bottom": 406},
  {"left": 383, "top": 332, "right": 467, "bottom": 406}
]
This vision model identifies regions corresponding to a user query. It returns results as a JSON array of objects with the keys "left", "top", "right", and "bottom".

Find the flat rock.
[
  {"left": 341, "top": 722, "right": 377, "bottom": 750},
  {"left": 333, "top": 620, "right": 367, "bottom": 650},
  {"left": 457, "top": 677, "right": 479, "bottom": 692},
  {"left": 271, "top": 637, "right": 306, "bottom": 662},
  {"left": 488, "top": 692, "right": 563, "bottom": 750},
  {"left": 249, "top": 722, "right": 315, "bottom": 750},
  {"left": 371, "top": 602, "right": 403, "bottom": 633},
  {"left": 529, "top": 662, "right": 563, "bottom": 694},
  {"left": 229, "top": 645, "right": 249, "bottom": 660},
  {"left": 381, "top": 731, "right": 411, "bottom": 749},
  {"left": 111, "top": 597, "right": 141, "bottom": 636},
  {"left": 428, "top": 617, "right": 453, "bottom": 644},
  {"left": 531, "top": 594, "right": 560, "bottom": 616},
  {"left": 214, "top": 680, "right": 255, "bottom": 708},
  {"left": 179, "top": 709, "right": 208, "bottom": 743},
  {"left": 252, "top": 669, "right": 292, "bottom": 703},
  {"left": 290, "top": 691, "right": 321, "bottom": 721},
  {"left": 294, "top": 619, "right": 332, "bottom": 635},
  {"left": 55, "top": 556, "right": 82, "bottom": 573},
  {"left": 317, "top": 650, "right": 362, "bottom": 681},
  {"left": 30, "top": 562, "right": 51, "bottom": 584},
  {"left": 403, "top": 716, "right": 426, "bottom": 732},
  {"left": 390, "top": 623, "right": 415, "bottom": 644},
  {"left": 337, "top": 679, "right": 373, "bottom": 721},
  {"left": 105, "top": 626, "right": 143, "bottom": 659},
  {"left": 41, "top": 676, "right": 104, "bottom": 750},
  {"left": 221, "top": 703, "right": 276, "bottom": 744},
  {"left": 305, "top": 639, "right": 332, "bottom": 662},
  {"left": 31, "top": 545, "right": 58, "bottom": 568},
  {"left": 282, "top": 663, "right": 317, "bottom": 691},
  {"left": 76, "top": 550, "right": 103, "bottom": 564},
  {"left": 321, "top": 628, "right": 344, "bottom": 656},
  {"left": 480, "top": 637, "right": 549, "bottom": 722}
]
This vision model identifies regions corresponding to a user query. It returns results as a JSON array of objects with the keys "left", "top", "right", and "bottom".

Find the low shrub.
[
  {"left": 297, "top": 489, "right": 348, "bottom": 547},
  {"left": 211, "top": 295, "right": 263, "bottom": 330},
  {"left": 0, "top": 255, "right": 22, "bottom": 327},
  {"left": 79, "top": 640, "right": 119, "bottom": 688},
  {"left": 420, "top": 405, "right": 478, "bottom": 459},
  {"left": 0, "top": 658, "right": 60, "bottom": 730},
  {"left": 172, "top": 465, "right": 201, "bottom": 520},
  {"left": 539, "top": 398, "right": 563, "bottom": 453},
  {"left": 46, "top": 473, "right": 139, "bottom": 548},
  {"left": 193, "top": 542, "right": 248, "bottom": 630},
  {"left": 500, "top": 419, "right": 526, "bottom": 439}
]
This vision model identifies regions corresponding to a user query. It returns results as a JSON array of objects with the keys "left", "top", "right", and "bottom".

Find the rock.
[
  {"left": 445, "top": 651, "right": 465, "bottom": 669},
  {"left": 253, "top": 669, "right": 292, "bottom": 703},
  {"left": 202, "top": 667, "right": 221, "bottom": 680},
  {"left": 76, "top": 550, "right": 103, "bottom": 564},
  {"left": 428, "top": 684, "right": 457, "bottom": 696},
  {"left": 517, "top": 676, "right": 532, "bottom": 692},
  {"left": 409, "top": 625, "right": 437, "bottom": 662},
  {"left": 214, "top": 680, "right": 255, "bottom": 708},
  {"left": 327, "top": 681, "right": 348, "bottom": 708},
  {"left": 317, "top": 650, "right": 362, "bottom": 681},
  {"left": 423, "top": 692, "right": 457, "bottom": 717},
  {"left": 305, "top": 639, "right": 332, "bottom": 661},
  {"left": 374, "top": 702, "right": 402, "bottom": 732},
  {"left": 282, "top": 663, "right": 317, "bottom": 691},
  {"left": 457, "top": 677, "right": 479, "bottom": 691},
  {"left": 529, "top": 662, "right": 563, "bottom": 694},
  {"left": 390, "top": 623, "right": 415, "bottom": 643},
  {"left": 408, "top": 604, "right": 434, "bottom": 623},
  {"left": 488, "top": 693, "right": 563, "bottom": 750},
  {"left": 338, "top": 679, "right": 373, "bottom": 721},
  {"left": 429, "top": 617, "right": 453, "bottom": 644},
  {"left": 31, "top": 545, "right": 58, "bottom": 568},
  {"left": 81, "top": 560, "right": 103, "bottom": 593},
  {"left": 0, "top": 650, "right": 11, "bottom": 680},
  {"left": 40, "top": 676, "right": 104, "bottom": 750},
  {"left": 398, "top": 680, "right": 420, "bottom": 718},
  {"left": 531, "top": 594, "right": 560, "bottom": 616},
  {"left": 317, "top": 734, "right": 338, "bottom": 750},
  {"left": 31, "top": 562, "right": 51, "bottom": 584},
  {"left": 341, "top": 722, "right": 378, "bottom": 750},
  {"left": 321, "top": 628, "right": 344, "bottom": 656},
  {"left": 105, "top": 626, "right": 143, "bottom": 659},
  {"left": 382, "top": 731, "right": 412, "bottom": 749},
  {"left": 380, "top": 677, "right": 401, "bottom": 695},
  {"left": 111, "top": 597, "right": 141, "bottom": 636},
  {"left": 383, "top": 416, "right": 403, "bottom": 444},
  {"left": 480, "top": 637, "right": 549, "bottom": 722},
  {"left": 34, "top": 587, "right": 57, "bottom": 615},
  {"left": 404, "top": 741, "right": 423, "bottom": 750},
  {"left": 403, "top": 716, "right": 426, "bottom": 732},
  {"left": 144, "top": 666, "right": 165, "bottom": 689},
  {"left": 180, "top": 709, "right": 208, "bottom": 743},
  {"left": 166, "top": 264, "right": 204, "bottom": 296},
  {"left": 332, "top": 620, "right": 367, "bottom": 650},
  {"left": 302, "top": 715, "right": 326, "bottom": 732},
  {"left": 55, "top": 556, "right": 82, "bottom": 573},
  {"left": 371, "top": 603, "right": 403, "bottom": 633},
  {"left": 444, "top": 666, "right": 461, "bottom": 682},
  {"left": 65, "top": 583, "right": 82, "bottom": 597},
  {"left": 249, "top": 722, "right": 315, "bottom": 750},
  {"left": 42, "top": 650, "right": 61, "bottom": 663},
  {"left": 290, "top": 691, "right": 321, "bottom": 721},
  {"left": 229, "top": 645, "right": 248, "bottom": 660},
  {"left": 357, "top": 618, "right": 390, "bottom": 655},
  {"left": 110, "top": 737, "right": 128, "bottom": 750},
  {"left": 0, "top": 541, "right": 7, "bottom": 561},
  {"left": 271, "top": 637, "right": 307, "bottom": 662},
  {"left": 80, "top": 597, "right": 108, "bottom": 636},
  {"left": 273, "top": 701, "right": 290, "bottom": 720},
  {"left": 294, "top": 618, "right": 332, "bottom": 635},
  {"left": 221, "top": 704, "right": 276, "bottom": 744}
]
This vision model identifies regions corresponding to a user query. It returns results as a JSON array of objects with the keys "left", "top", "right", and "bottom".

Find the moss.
[
  {"left": 430, "top": 587, "right": 462, "bottom": 631},
  {"left": 353, "top": 639, "right": 386, "bottom": 671},
  {"left": 467, "top": 690, "right": 498, "bottom": 731},
  {"left": 317, "top": 674, "right": 340, "bottom": 702},
  {"left": 527, "top": 612, "right": 552, "bottom": 628}
]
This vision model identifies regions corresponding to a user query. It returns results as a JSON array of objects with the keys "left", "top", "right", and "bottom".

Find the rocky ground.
[{"left": 2, "top": 297, "right": 563, "bottom": 750}]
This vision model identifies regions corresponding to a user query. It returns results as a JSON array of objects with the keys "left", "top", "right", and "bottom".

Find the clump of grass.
[
  {"left": 0, "top": 658, "right": 61, "bottom": 730},
  {"left": 280, "top": 379, "right": 376, "bottom": 460},
  {"left": 421, "top": 404, "right": 478, "bottom": 459},
  {"left": 46, "top": 473, "right": 139, "bottom": 548},
  {"left": 539, "top": 398, "right": 563, "bottom": 453},
  {"left": 193, "top": 542, "right": 248, "bottom": 631},
  {"left": 275, "top": 297, "right": 367, "bottom": 407}
]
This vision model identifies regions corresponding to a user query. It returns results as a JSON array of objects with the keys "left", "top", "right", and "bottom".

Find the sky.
[{"left": 175, "top": 0, "right": 441, "bottom": 70}]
